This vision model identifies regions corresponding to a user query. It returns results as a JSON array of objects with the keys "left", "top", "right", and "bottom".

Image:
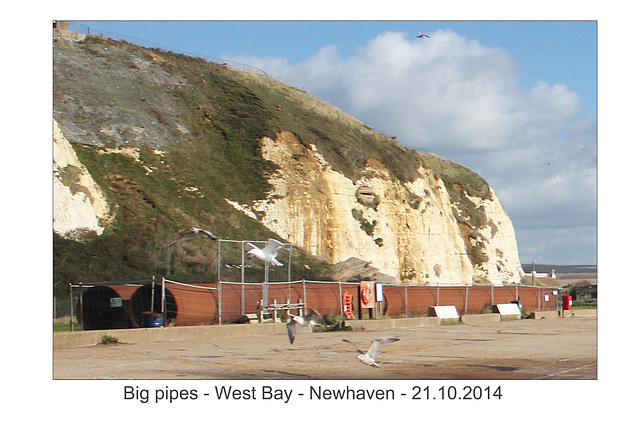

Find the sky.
[{"left": 74, "top": 19, "right": 597, "bottom": 266}]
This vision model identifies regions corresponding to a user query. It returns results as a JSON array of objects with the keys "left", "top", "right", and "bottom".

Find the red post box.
[{"left": 562, "top": 295, "right": 573, "bottom": 310}]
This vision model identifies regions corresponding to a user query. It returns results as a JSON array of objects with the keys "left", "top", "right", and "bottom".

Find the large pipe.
[{"left": 77, "top": 285, "right": 138, "bottom": 330}]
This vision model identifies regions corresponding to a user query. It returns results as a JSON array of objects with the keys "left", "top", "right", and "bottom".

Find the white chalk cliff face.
[
  {"left": 227, "top": 131, "right": 524, "bottom": 284},
  {"left": 53, "top": 120, "right": 111, "bottom": 239}
]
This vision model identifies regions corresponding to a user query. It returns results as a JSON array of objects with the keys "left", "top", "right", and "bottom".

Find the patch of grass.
[
  {"left": 53, "top": 317, "right": 80, "bottom": 332},
  {"left": 99, "top": 335, "right": 120, "bottom": 345}
]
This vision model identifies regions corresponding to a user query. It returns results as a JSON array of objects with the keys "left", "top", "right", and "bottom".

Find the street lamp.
[{"left": 531, "top": 260, "right": 536, "bottom": 286}]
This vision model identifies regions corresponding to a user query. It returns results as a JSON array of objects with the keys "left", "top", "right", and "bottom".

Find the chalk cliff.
[
  {"left": 226, "top": 131, "right": 523, "bottom": 284},
  {"left": 53, "top": 119, "right": 111, "bottom": 239},
  {"left": 52, "top": 33, "right": 524, "bottom": 284}
]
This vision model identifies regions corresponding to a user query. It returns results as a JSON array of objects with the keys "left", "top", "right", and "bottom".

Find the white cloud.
[{"left": 232, "top": 29, "right": 596, "bottom": 264}]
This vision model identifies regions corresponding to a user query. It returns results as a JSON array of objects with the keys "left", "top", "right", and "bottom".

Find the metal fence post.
[
  {"left": 218, "top": 281, "right": 222, "bottom": 325},
  {"left": 464, "top": 284, "right": 469, "bottom": 315},
  {"left": 69, "top": 283, "right": 74, "bottom": 331},
  {"left": 405, "top": 285, "right": 409, "bottom": 317},
  {"left": 338, "top": 281, "right": 343, "bottom": 317},
  {"left": 241, "top": 282, "right": 245, "bottom": 315},
  {"left": 79, "top": 283, "right": 83, "bottom": 331},
  {"left": 303, "top": 279, "right": 307, "bottom": 309},
  {"left": 538, "top": 286, "right": 542, "bottom": 311},
  {"left": 161, "top": 277, "right": 166, "bottom": 326}
]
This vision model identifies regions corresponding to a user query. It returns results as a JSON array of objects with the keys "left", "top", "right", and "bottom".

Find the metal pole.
[
  {"left": 464, "top": 284, "right": 469, "bottom": 315},
  {"left": 405, "top": 285, "right": 409, "bottom": 317},
  {"left": 339, "top": 281, "right": 343, "bottom": 317},
  {"left": 303, "top": 279, "right": 307, "bottom": 309},
  {"left": 263, "top": 260, "right": 269, "bottom": 309},
  {"left": 161, "top": 277, "right": 166, "bottom": 327},
  {"left": 69, "top": 283, "right": 74, "bottom": 331},
  {"left": 288, "top": 244, "right": 292, "bottom": 283},
  {"left": 538, "top": 286, "right": 542, "bottom": 311},
  {"left": 79, "top": 283, "right": 84, "bottom": 331},
  {"left": 218, "top": 281, "right": 222, "bottom": 325},
  {"left": 217, "top": 239, "right": 222, "bottom": 282},
  {"left": 436, "top": 282, "right": 440, "bottom": 306},
  {"left": 241, "top": 283, "right": 246, "bottom": 315},
  {"left": 241, "top": 240, "right": 246, "bottom": 284},
  {"left": 531, "top": 261, "right": 535, "bottom": 286},
  {"left": 150, "top": 279, "right": 156, "bottom": 312},
  {"left": 161, "top": 278, "right": 166, "bottom": 315}
]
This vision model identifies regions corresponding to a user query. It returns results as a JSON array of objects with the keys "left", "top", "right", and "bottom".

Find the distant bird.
[
  {"left": 286, "top": 308, "right": 326, "bottom": 344},
  {"left": 245, "top": 238, "right": 288, "bottom": 267},
  {"left": 417, "top": 32, "right": 430, "bottom": 38},
  {"left": 343, "top": 337, "right": 400, "bottom": 367},
  {"left": 169, "top": 227, "right": 218, "bottom": 246}
]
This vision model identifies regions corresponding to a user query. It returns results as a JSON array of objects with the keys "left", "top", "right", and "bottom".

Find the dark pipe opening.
[
  {"left": 130, "top": 284, "right": 177, "bottom": 327},
  {"left": 79, "top": 286, "right": 132, "bottom": 330}
]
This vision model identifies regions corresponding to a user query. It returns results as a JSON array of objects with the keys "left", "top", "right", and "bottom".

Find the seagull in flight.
[
  {"left": 343, "top": 337, "right": 399, "bottom": 367},
  {"left": 417, "top": 32, "right": 430, "bottom": 38},
  {"left": 169, "top": 227, "right": 218, "bottom": 246},
  {"left": 245, "top": 238, "right": 288, "bottom": 267},
  {"left": 287, "top": 308, "right": 325, "bottom": 344}
]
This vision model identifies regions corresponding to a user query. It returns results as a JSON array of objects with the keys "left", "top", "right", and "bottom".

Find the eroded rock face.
[
  {"left": 53, "top": 120, "right": 111, "bottom": 239},
  {"left": 226, "top": 131, "right": 523, "bottom": 284}
]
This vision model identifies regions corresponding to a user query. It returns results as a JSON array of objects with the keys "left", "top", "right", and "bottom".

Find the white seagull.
[
  {"left": 343, "top": 337, "right": 400, "bottom": 367},
  {"left": 286, "top": 308, "right": 325, "bottom": 344},
  {"left": 417, "top": 32, "right": 430, "bottom": 38},
  {"left": 245, "top": 238, "right": 288, "bottom": 267},
  {"left": 169, "top": 227, "right": 218, "bottom": 246}
]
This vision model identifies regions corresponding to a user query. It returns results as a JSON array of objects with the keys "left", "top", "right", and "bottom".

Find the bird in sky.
[
  {"left": 342, "top": 337, "right": 400, "bottom": 367},
  {"left": 245, "top": 238, "right": 288, "bottom": 267},
  {"left": 287, "top": 308, "right": 325, "bottom": 344},
  {"left": 417, "top": 32, "right": 430, "bottom": 38},
  {"left": 169, "top": 227, "right": 218, "bottom": 246}
]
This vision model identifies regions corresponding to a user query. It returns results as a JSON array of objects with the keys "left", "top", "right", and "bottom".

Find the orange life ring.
[{"left": 361, "top": 284, "right": 373, "bottom": 305}]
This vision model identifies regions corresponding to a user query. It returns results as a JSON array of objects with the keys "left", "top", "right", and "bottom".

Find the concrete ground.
[{"left": 53, "top": 314, "right": 596, "bottom": 380}]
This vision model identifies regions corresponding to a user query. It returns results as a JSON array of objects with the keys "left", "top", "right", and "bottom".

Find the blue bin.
[{"left": 141, "top": 311, "right": 164, "bottom": 328}]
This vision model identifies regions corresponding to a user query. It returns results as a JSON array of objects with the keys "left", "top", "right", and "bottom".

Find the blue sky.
[
  {"left": 74, "top": 20, "right": 597, "bottom": 265},
  {"left": 78, "top": 20, "right": 596, "bottom": 117}
]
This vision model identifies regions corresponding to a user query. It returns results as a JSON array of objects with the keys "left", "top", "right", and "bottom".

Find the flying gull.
[
  {"left": 342, "top": 337, "right": 400, "bottom": 367},
  {"left": 169, "top": 227, "right": 218, "bottom": 246},
  {"left": 245, "top": 238, "right": 288, "bottom": 267},
  {"left": 287, "top": 308, "right": 326, "bottom": 344},
  {"left": 417, "top": 32, "right": 430, "bottom": 38}
]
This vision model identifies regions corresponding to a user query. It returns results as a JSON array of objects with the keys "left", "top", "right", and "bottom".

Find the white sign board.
[
  {"left": 430, "top": 305, "right": 460, "bottom": 319},
  {"left": 110, "top": 297, "right": 123, "bottom": 308},
  {"left": 375, "top": 282, "right": 384, "bottom": 302},
  {"left": 496, "top": 303, "right": 521, "bottom": 316}
]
